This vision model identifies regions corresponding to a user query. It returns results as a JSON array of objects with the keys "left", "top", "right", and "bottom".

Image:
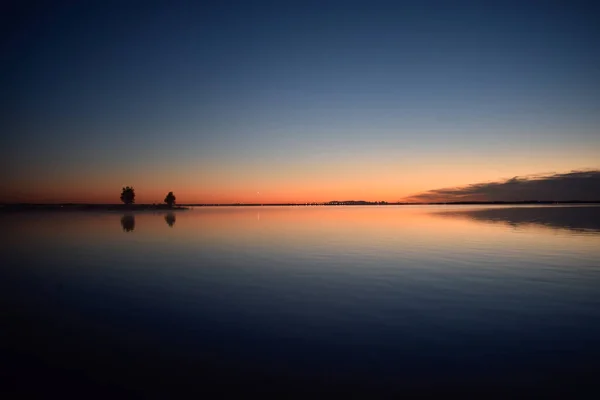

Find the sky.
[{"left": 2, "top": 0, "right": 599, "bottom": 204}]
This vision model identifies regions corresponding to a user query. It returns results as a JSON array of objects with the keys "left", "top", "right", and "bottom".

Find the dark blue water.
[{"left": 3, "top": 206, "right": 600, "bottom": 396}]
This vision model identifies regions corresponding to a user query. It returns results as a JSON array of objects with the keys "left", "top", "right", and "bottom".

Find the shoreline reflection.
[{"left": 437, "top": 206, "right": 600, "bottom": 234}]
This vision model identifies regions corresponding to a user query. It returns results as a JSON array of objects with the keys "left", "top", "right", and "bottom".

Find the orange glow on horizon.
[{"left": 4, "top": 159, "right": 599, "bottom": 204}]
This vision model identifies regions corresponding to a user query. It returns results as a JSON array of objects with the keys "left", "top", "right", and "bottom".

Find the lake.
[{"left": 3, "top": 205, "right": 600, "bottom": 396}]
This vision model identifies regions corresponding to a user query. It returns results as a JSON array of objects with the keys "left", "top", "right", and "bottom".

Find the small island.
[{"left": 0, "top": 186, "right": 189, "bottom": 212}]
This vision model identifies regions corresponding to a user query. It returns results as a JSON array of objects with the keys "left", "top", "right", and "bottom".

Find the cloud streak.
[{"left": 405, "top": 170, "right": 600, "bottom": 202}]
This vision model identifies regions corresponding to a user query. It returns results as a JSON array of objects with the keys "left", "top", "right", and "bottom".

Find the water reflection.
[
  {"left": 3, "top": 206, "right": 600, "bottom": 395},
  {"left": 438, "top": 206, "right": 600, "bottom": 234},
  {"left": 165, "top": 213, "right": 176, "bottom": 227},
  {"left": 120, "top": 214, "right": 135, "bottom": 232}
]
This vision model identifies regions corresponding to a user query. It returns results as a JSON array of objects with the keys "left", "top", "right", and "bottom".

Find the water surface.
[{"left": 3, "top": 205, "right": 600, "bottom": 395}]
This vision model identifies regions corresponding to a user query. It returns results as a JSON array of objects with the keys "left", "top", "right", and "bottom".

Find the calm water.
[{"left": 3, "top": 206, "right": 600, "bottom": 396}]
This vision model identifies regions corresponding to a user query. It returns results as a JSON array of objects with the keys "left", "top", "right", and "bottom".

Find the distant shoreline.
[
  {"left": 1, "top": 201, "right": 599, "bottom": 212},
  {"left": 0, "top": 204, "right": 190, "bottom": 212}
]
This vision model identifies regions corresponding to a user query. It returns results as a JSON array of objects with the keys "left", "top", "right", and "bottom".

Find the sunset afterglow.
[{"left": 3, "top": 1, "right": 599, "bottom": 204}]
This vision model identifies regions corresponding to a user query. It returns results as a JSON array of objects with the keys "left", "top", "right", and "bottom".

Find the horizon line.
[{"left": 3, "top": 200, "right": 600, "bottom": 208}]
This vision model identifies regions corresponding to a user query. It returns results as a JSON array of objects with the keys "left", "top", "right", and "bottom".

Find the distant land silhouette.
[
  {"left": 0, "top": 186, "right": 189, "bottom": 212},
  {"left": 0, "top": 204, "right": 190, "bottom": 212},
  {"left": 1, "top": 200, "right": 599, "bottom": 211}
]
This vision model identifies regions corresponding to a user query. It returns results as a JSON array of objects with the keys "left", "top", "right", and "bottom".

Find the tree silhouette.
[
  {"left": 121, "top": 186, "right": 135, "bottom": 205},
  {"left": 164, "top": 191, "right": 176, "bottom": 208}
]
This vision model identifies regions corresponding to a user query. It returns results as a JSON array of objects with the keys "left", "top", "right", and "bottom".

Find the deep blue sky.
[{"left": 2, "top": 0, "right": 599, "bottom": 202}]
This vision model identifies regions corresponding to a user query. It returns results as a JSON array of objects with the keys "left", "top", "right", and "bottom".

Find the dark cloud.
[{"left": 405, "top": 170, "right": 600, "bottom": 202}]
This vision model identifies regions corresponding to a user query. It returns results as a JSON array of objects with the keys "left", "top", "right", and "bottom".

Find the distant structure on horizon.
[{"left": 327, "top": 200, "right": 388, "bottom": 205}]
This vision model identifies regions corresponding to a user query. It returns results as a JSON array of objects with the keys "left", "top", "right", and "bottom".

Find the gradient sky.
[{"left": 2, "top": 0, "right": 599, "bottom": 203}]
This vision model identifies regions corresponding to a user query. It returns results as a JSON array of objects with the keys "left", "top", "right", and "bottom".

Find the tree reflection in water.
[
  {"left": 165, "top": 213, "right": 176, "bottom": 227},
  {"left": 121, "top": 215, "right": 135, "bottom": 232}
]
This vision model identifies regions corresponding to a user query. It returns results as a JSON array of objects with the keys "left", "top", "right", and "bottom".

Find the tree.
[
  {"left": 164, "top": 191, "right": 176, "bottom": 208},
  {"left": 121, "top": 186, "right": 135, "bottom": 205}
]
